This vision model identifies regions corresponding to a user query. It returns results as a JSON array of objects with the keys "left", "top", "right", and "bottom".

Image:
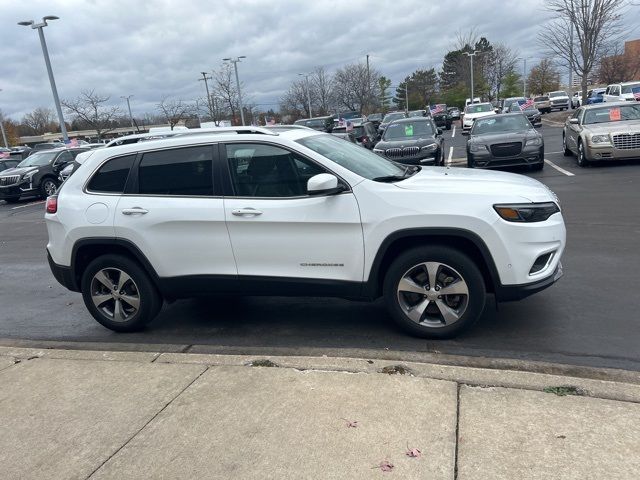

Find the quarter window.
[
  {"left": 138, "top": 146, "right": 213, "bottom": 196},
  {"left": 226, "top": 143, "right": 326, "bottom": 197},
  {"left": 87, "top": 155, "right": 135, "bottom": 193}
]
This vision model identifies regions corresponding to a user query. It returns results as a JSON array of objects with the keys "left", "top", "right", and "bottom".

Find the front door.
[{"left": 222, "top": 142, "right": 364, "bottom": 283}]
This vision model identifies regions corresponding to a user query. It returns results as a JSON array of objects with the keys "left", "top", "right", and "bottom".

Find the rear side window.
[
  {"left": 138, "top": 146, "right": 213, "bottom": 196},
  {"left": 87, "top": 154, "right": 135, "bottom": 193}
]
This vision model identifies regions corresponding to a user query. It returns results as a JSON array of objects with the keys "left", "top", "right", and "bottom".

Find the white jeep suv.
[{"left": 46, "top": 126, "right": 565, "bottom": 338}]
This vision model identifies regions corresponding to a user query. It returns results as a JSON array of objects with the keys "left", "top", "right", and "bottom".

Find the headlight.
[
  {"left": 421, "top": 143, "right": 437, "bottom": 151},
  {"left": 493, "top": 202, "right": 560, "bottom": 223},
  {"left": 373, "top": 148, "right": 384, "bottom": 154},
  {"left": 23, "top": 169, "right": 39, "bottom": 179},
  {"left": 469, "top": 144, "right": 488, "bottom": 152},
  {"left": 525, "top": 137, "right": 543, "bottom": 146},
  {"left": 590, "top": 134, "right": 611, "bottom": 144}
]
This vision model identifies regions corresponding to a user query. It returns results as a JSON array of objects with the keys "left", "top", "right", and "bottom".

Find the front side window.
[
  {"left": 226, "top": 143, "right": 326, "bottom": 197},
  {"left": 87, "top": 154, "right": 135, "bottom": 193},
  {"left": 138, "top": 146, "right": 213, "bottom": 196},
  {"left": 55, "top": 151, "right": 74, "bottom": 165}
]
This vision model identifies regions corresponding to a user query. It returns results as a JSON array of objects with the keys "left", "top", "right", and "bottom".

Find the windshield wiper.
[{"left": 373, "top": 166, "right": 421, "bottom": 182}]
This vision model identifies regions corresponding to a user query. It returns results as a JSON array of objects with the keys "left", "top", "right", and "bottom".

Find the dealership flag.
[
  {"left": 518, "top": 99, "right": 535, "bottom": 111},
  {"left": 345, "top": 120, "right": 353, "bottom": 132},
  {"left": 633, "top": 87, "right": 640, "bottom": 101},
  {"left": 429, "top": 104, "right": 444, "bottom": 115}
]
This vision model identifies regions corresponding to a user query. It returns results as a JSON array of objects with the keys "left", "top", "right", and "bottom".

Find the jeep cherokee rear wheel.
[
  {"left": 383, "top": 246, "right": 485, "bottom": 338},
  {"left": 81, "top": 254, "right": 162, "bottom": 332}
]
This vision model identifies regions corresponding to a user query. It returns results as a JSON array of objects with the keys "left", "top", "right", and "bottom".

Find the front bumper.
[
  {"left": 495, "top": 262, "right": 563, "bottom": 302},
  {"left": 0, "top": 180, "right": 38, "bottom": 199},
  {"left": 550, "top": 101, "right": 569, "bottom": 109},
  {"left": 468, "top": 145, "right": 544, "bottom": 168},
  {"left": 585, "top": 143, "right": 640, "bottom": 160}
]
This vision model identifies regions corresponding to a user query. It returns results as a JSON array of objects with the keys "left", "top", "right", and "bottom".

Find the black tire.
[
  {"left": 40, "top": 177, "right": 58, "bottom": 198},
  {"left": 531, "top": 161, "right": 544, "bottom": 171},
  {"left": 446, "top": 123, "right": 452, "bottom": 130},
  {"left": 562, "top": 134, "right": 572, "bottom": 156},
  {"left": 3, "top": 197, "right": 20, "bottom": 204},
  {"left": 467, "top": 155, "right": 474, "bottom": 168},
  {"left": 577, "top": 139, "right": 589, "bottom": 167},
  {"left": 81, "top": 254, "right": 162, "bottom": 332},
  {"left": 383, "top": 246, "right": 486, "bottom": 339}
]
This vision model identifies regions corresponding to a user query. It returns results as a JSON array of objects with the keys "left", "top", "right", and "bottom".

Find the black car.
[
  {"left": 293, "top": 116, "right": 333, "bottom": 132},
  {"left": 430, "top": 105, "right": 452, "bottom": 130},
  {"left": 331, "top": 121, "right": 380, "bottom": 149},
  {"left": 373, "top": 117, "right": 445, "bottom": 166},
  {"left": 0, "top": 147, "right": 89, "bottom": 203},
  {"left": 366, "top": 113, "right": 383, "bottom": 127},
  {"left": 377, "top": 111, "right": 407, "bottom": 135},
  {"left": 9, "top": 146, "right": 32, "bottom": 160},
  {"left": 0, "top": 158, "right": 21, "bottom": 173},
  {"left": 466, "top": 113, "right": 544, "bottom": 170},
  {"left": 506, "top": 102, "right": 542, "bottom": 127}
]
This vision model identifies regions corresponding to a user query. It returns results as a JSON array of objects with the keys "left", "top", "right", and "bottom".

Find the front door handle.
[
  {"left": 122, "top": 207, "right": 149, "bottom": 215},
  {"left": 232, "top": 208, "right": 262, "bottom": 216}
]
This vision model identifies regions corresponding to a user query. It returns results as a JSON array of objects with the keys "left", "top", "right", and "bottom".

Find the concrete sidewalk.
[{"left": 1, "top": 347, "right": 639, "bottom": 479}]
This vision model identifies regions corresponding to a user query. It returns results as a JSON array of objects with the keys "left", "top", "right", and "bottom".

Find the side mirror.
[
  {"left": 568, "top": 118, "right": 579, "bottom": 125},
  {"left": 436, "top": 128, "right": 443, "bottom": 136},
  {"left": 307, "top": 173, "right": 345, "bottom": 196},
  {"left": 534, "top": 123, "right": 542, "bottom": 128}
]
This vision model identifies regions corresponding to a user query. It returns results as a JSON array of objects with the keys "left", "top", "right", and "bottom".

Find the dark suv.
[
  {"left": 373, "top": 117, "right": 444, "bottom": 165},
  {"left": 0, "top": 147, "right": 88, "bottom": 203},
  {"left": 331, "top": 121, "right": 379, "bottom": 149}
]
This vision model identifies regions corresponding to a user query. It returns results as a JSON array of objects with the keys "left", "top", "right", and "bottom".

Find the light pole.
[
  {"left": 120, "top": 95, "right": 134, "bottom": 130},
  {"left": 198, "top": 72, "right": 214, "bottom": 121},
  {"left": 519, "top": 57, "right": 533, "bottom": 97},
  {"left": 298, "top": 73, "right": 313, "bottom": 118},
  {"left": 223, "top": 56, "right": 246, "bottom": 126},
  {"left": 0, "top": 89, "right": 8, "bottom": 148},
  {"left": 463, "top": 51, "right": 477, "bottom": 103},
  {"left": 18, "top": 16, "right": 69, "bottom": 143}
]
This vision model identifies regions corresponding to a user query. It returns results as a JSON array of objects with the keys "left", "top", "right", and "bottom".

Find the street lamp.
[
  {"left": 518, "top": 57, "right": 533, "bottom": 97},
  {"left": 120, "top": 95, "right": 134, "bottom": 130},
  {"left": 222, "top": 56, "right": 246, "bottom": 126},
  {"left": 463, "top": 51, "right": 478, "bottom": 103},
  {"left": 298, "top": 73, "right": 313, "bottom": 118},
  {"left": 18, "top": 16, "right": 69, "bottom": 143},
  {"left": 0, "top": 89, "right": 9, "bottom": 148},
  {"left": 198, "top": 72, "right": 214, "bottom": 121}
]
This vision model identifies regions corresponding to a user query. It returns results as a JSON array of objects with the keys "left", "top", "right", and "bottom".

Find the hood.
[
  {"left": 0, "top": 166, "right": 38, "bottom": 177},
  {"left": 583, "top": 119, "right": 640, "bottom": 134},
  {"left": 395, "top": 167, "right": 554, "bottom": 203},
  {"left": 377, "top": 137, "right": 437, "bottom": 148},
  {"left": 464, "top": 111, "right": 496, "bottom": 120},
  {"left": 469, "top": 130, "right": 535, "bottom": 143}
]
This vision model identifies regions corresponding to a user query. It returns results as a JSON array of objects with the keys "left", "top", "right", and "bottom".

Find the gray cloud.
[{"left": 1, "top": 0, "right": 638, "bottom": 120}]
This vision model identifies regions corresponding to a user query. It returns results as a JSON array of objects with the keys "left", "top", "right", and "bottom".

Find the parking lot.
[{"left": 1, "top": 122, "right": 639, "bottom": 371}]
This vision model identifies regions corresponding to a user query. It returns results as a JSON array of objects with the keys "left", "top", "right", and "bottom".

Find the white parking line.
[
  {"left": 544, "top": 159, "right": 575, "bottom": 176},
  {"left": 546, "top": 151, "right": 564, "bottom": 155},
  {"left": 447, "top": 147, "right": 453, "bottom": 165},
  {"left": 451, "top": 125, "right": 456, "bottom": 138},
  {"left": 10, "top": 200, "right": 45, "bottom": 210}
]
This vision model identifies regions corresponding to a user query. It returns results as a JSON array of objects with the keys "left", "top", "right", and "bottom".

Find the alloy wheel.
[
  {"left": 43, "top": 180, "right": 57, "bottom": 196},
  {"left": 396, "top": 261, "right": 469, "bottom": 328},
  {"left": 90, "top": 268, "right": 141, "bottom": 322}
]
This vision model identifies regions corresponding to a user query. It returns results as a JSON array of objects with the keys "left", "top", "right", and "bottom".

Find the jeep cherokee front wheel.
[
  {"left": 81, "top": 254, "right": 162, "bottom": 332},
  {"left": 383, "top": 246, "right": 486, "bottom": 338}
]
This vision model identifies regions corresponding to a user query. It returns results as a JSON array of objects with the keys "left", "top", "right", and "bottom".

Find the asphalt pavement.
[{"left": 1, "top": 122, "right": 640, "bottom": 371}]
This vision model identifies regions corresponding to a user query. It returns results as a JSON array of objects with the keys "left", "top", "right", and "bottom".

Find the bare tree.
[
  {"left": 156, "top": 97, "right": 191, "bottom": 130},
  {"left": 332, "top": 62, "right": 380, "bottom": 114},
  {"left": 540, "top": 0, "right": 629, "bottom": 103},
  {"left": 280, "top": 79, "right": 312, "bottom": 118},
  {"left": 21, "top": 107, "right": 57, "bottom": 135},
  {"left": 311, "top": 66, "right": 334, "bottom": 115},
  {"left": 597, "top": 42, "right": 640, "bottom": 84},
  {"left": 212, "top": 63, "right": 241, "bottom": 125},
  {"left": 61, "top": 90, "right": 121, "bottom": 139},
  {"left": 527, "top": 58, "right": 561, "bottom": 95},
  {"left": 485, "top": 43, "right": 519, "bottom": 100}
]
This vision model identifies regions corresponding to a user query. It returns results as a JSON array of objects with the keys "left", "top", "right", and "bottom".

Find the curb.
[{"left": 1, "top": 345, "right": 639, "bottom": 404}]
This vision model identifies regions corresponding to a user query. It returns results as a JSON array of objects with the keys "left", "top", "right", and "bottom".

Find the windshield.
[
  {"left": 549, "top": 91, "right": 567, "bottom": 98},
  {"left": 383, "top": 121, "right": 434, "bottom": 140},
  {"left": 534, "top": 96, "right": 548, "bottom": 102},
  {"left": 408, "top": 110, "right": 425, "bottom": 117},
  {"left": 465, "top": 104, "right": 493, "bottom": 114},
  {"left": 583, "top": 104, "right": 640, "bottom": 124},
  {"left": 471, "top": 115, "right": 532, "bottom": 135},
  {"left": 306, "top": 119, "right": 326, "bottom": 128},
  {"left": 382, "top": 112, "right": 405, "bottom": 123},
  {"left": 621, "top": 83, "right": 640, "bottom": 94},
  {"left": 17, "top": 151, "right": 58, "bottom": 167},
  {"left": 297, "top": 134, "right": 404, "bottom": 180}
]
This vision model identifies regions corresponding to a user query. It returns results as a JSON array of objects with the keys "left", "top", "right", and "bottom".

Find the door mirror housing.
[
  {"left": 307, "top": 173, "right": 345, "bottom": 196},
  {"left": 568, "top": 118, "right": 579, "bottom": 125}
]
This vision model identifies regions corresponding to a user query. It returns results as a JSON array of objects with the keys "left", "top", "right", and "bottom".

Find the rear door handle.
[
  {"left": 121, "top": 207, "right": 149, "bottom": 215},
  {"left": 232, "top": 208, "right": 262, "bottom": 216}
]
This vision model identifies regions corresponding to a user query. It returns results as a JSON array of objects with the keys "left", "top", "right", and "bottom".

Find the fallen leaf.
[
  {"left": 379, "top": 460, "right": 394, "bottom": 472},
  {"left": 406, "top": 447, "right": 421, "bottom": 458},
  {"left": 341, "top": 418, "right": 358, "bottom": 428},
  {"left": 556, "top": 435, "right": 566, "bottom": 439}
]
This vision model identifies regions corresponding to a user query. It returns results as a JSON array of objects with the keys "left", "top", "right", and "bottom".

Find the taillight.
[{"left": 46, "top": 195, "right": 58, "bottom": 214}]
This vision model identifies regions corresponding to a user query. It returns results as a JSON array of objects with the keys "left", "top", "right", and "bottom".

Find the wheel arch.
[{"left": 364, "top": 228, "right": 500, "bottom": 299}]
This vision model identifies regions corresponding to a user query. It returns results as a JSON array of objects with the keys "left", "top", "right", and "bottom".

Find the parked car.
[
  {"left": 506, "top": 101, "right": 542, "bottom": 127},
  {"left": 603, "top": 81, "right": 640, "bottom": 103},
  {"left": 31, "top": 142, "right": 65, "bottom": 155},
  {"left": 378, "top": 111, "right": 407, "bottom": 135},
  {"left": 366, "top": 113, "right": 383, "bottom": 127},
  {"left": 500, "top": 97, "right": 525, "bottom": 114},
  {"left": 533, "top": 96, "right": 551, "bottom": 113},
  {"left": 586, "top": 88, "right": 606, "bottom": 105},
  {"left": 331, "top": 111, "right": 360, "bottom": 127},
  {"left": 448, "top": 107, "right": 461, "bottom": 120},
  {"left": 465, "top": 97, "right": 481, "bottom": 106},
  {"left": 373, "top": 117, "right": 444, "bottom": 166},
  {"left": 330, "top": 131, "right": 357, "bottom": 143},
  {"left": 0, "top": 147, "right": 89, "bottom": 203},
  {"left": 462, "top": 103, "right": 496, "bottom": 133},
  {"left": 293, "top": 116, "right": 333, "bottom": 132},
  {"left": 429, "top": 105, "right": 452, "bottom": 130},
  {"left": 0, "top": 158, "right": 21, "bottom": 173},
  {"left": 331, "top": 121, "right": 379, "bottom": 149},
  {"left": 572, "top": 92, "right": 581, "bottom": 108},
  {"left": 467, "top": 113, "right": 544, "bottom": 170},
  {"left": 547, "top": 91, "right": 570, "bottom": 111},
  {"left": 563, "top": 102, "right": 640, "bottom": 167},
  {"left": 45, "top": 125, "right": 565, "bottom": 338},
  {"left": 408, "top": 110, "right": 427, "bottom": 117}
]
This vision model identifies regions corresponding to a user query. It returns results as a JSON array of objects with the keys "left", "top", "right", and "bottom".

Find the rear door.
[
  {"left": 114, "top": 144, "right": 236, "bottom": 279},
  {"left": 221, "top": 141, "right": 364, "bottom": 283}
]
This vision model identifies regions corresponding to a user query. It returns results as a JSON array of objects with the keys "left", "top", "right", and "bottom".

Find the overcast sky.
[{"left": 1, "top": 0, "right": 638, "bottom": 121}]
